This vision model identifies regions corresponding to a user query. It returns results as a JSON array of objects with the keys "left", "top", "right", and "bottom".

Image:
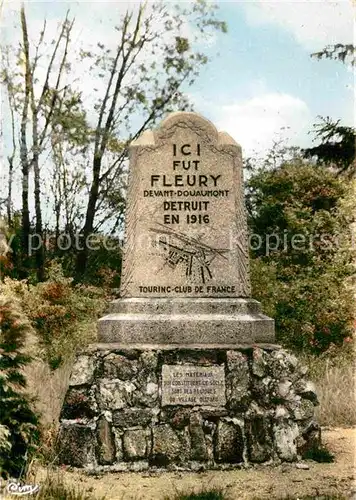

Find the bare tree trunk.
[
  {"left": 30, "top": 100, "right": 44, "bottom": 280},
  {"left": 75, "top": 155, "right": 101, "bottom": 277},
  {"left": 22, "top": 3, "right": 45, "bottom": 281},
  {"left": 20, "top": 5, "right": 31, "bottom": 273},
  {"left": 6, "top": 157, "right": 13, "bottom": 227},
  {"left": 19, "top": 5, "right": 73, "bottom": 281},
  {"left": 31, "top": 148, "right": 45, "bottom": 281},
  {"left": 75, "top": 9, "right": 142, "bottom": 278},
  {"left": 6, "top": 84, "right": 16, "bottom": 228}
]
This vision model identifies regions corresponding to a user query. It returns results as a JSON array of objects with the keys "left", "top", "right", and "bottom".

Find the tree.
[
  {"left": 0, "top": 295, "right": 39, "bottom": 478},
  {"left": 305, "top": 45, "right": 356, "bottom": 176},
  {"left": 247, "top": 152, "right": 355, "bottom": 353},
  {"left": 303, "top": 117, "right": 355, "bottom": 176},
  {"left": 312, "top": 43, "right": 356, "bottom": 66},
  {"left": 2, "top": 5, "right": 76, "bottom": 281},
  {"left": 49, "top": 90, "right": 90, "bottom": 245},
  {"left": 74, "top": 1, "right": 227, "bottom": 278},
  {"left": 2, "top": 49, "right": 16, "bottom": 228},
  {"left": 2, "top": 1, "right": 226, "bottom": 282}
]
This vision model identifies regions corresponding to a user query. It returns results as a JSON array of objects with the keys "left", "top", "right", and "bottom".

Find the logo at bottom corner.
[{"left": 5, "top": 481, "right": 40, "bottom": 496}]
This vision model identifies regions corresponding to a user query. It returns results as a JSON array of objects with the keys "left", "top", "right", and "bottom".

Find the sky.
[{"left": 1, "top": 0, "right": 355, "bottom": 159}]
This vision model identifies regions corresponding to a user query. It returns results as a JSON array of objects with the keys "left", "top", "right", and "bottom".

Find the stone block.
[
  {"left": 269, "top": 349, "right": 299, "bottom": 380},
  {"left": 273, "top": 420, "right": 299, "bottom": 462},
  {"left": 274, "top": 405, "right": 291, "bottom": 420},
  {"left": 252, "top": 376, "right": 274, "bottom": 405},
  {"left": 57, "top": 424, "right": 95, "bottom": 467},
  {"left": 162, "top": 347, "right": 224, "bottom": 366},
  {"left": 245, "top": 404, "right": 273, "bottom": 463},
  {"left": 161, "top": 407, "right": 191, "bottom": 429},
  {"left": 69, "top": 355, "right": 95, "bottom": 386},
  {"left": 294, "top": 380, "right": 318, "bottom": 404},
  {"left": 151, "top": 425, "right": 189, "bottom": 466},
  {"left": 289, "top": 398, "right": 315, "bottom": 422},
  {"left": 112, "top": 427, "right": 124, "bottom": 461},
  {"left": 98, "top": 309, "right": 274, "bottom": 344},
  {"left": 123, "top": 429, "right": 148, "bottom": 460},
  {"left": 60, "top": 386, "right": 96, "bottom": 420},
  {"left": 139, "top": 351, "right": 158, "bottom": 372},
  {"left": 97, "top": 379, "right": 135, "bottom": 411},
  {"left": 131, "top": 382, "right": 159, "bottom": 408},
  {"left": 102, "top": 353, "right": 138, "bottom": 380},
  {"left": 214, "top": 421, "right": 243, "bottom": 463},
  {"left": 226, "top": 351, "right": 250, "bottom": 410},
  {"left": 189, "top": 413, "right": 208, "bottom": 461},
  {"left": 97, "top": 417, "right": 116, "bottom": 465},
  {"left": 297, "top": 420, "right": 321, "bottom": 456},
  {"left": 200, "top": 408, "right": 228, "bottom": 420},
  {"left": 112, "top": 408, "right": 155, "bottom": 428},
  {"left": 252, "top": 347, "right": 269, "bottom": 378}
]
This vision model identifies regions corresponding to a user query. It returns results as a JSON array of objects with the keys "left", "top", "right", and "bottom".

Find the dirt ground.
[{"left": 31, "top": 427, "right": 355, "bottom": 500}]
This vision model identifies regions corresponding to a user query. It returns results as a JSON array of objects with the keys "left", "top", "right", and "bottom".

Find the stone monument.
[
  {"left": 58, "top": 113, "right": 320, "bottom": 471},
  {"left": 98, "top": 112, "right": 273, "bottom": 345}
]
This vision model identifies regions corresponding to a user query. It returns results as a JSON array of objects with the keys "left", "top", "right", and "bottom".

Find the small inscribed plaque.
[{"left": 161, "top": 364, "right": 226, "bottom": 406}]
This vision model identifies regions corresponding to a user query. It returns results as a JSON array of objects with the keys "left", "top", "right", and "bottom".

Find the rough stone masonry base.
[{"left": 58, "top": 344, "right": 321, "bottom": 471}]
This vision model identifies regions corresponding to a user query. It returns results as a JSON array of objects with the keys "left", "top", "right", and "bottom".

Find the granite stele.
[
  {"left": 98, "top": 112, "right": 274, "bottom": 345},
  {"left": 58, "top": 113, "right": 321, "bottom": 471}
]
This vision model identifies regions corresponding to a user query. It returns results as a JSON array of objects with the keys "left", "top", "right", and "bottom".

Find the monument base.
[
  {"left": 57, "top": 343, "right": 321, "bottom": 471},
  {"left": 97, "top": 298, "right": 275, "bottom": 344}
]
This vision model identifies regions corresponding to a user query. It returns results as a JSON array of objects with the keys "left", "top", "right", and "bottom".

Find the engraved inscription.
[
  {"left": 120, "top": 113, "right": 252, "bottom": 298},
  {"left": 161, "top": 365, "right": 226, "bottom": 406}
]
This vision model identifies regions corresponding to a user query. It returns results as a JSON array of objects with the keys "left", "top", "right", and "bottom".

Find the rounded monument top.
[{"left": 131, "top": 111, "right": 241, "bottom": 150}]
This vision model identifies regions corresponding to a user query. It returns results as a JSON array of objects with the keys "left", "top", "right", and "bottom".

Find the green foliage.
[
  {"left": 312, "top": 43, "right": 355, "bottom": 66},
  {"left": 0, "top": 295, "right": 40, "bottom": 478},
  {"left": 1, "top": 262, "right": 106, "bottom": 367},
  {"left": 0, "top": 425, "right": 11, "bottom": 456},
  {"left": 309, "top": 43, "right": 355, "bottom": 176},
  {"left": 303, "top": 117, "right": 355, "bottom": 176},
  {"left": 2, "top": 1, "right": 228, "bottom": 279},
  {"left": 0, "top": 213, "right": 38, "bottom": 281},
  {"left": 248, "top": 158, "right": 355, "bottom": 353},
  {"left": 48, "top": 235, "right": 123, "bottom": 288},
  {"left": 302, "top": 442, "right": 335, "bottom": 463}
]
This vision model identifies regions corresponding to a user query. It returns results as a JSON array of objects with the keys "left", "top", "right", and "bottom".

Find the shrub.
[
  {"left": 1, "top": 262, "right": 106, "bottom": 368},
  {"left": 0, "top": 425, "right": 11, "bottom": 456},
  {"left": 0, "top": 295, "right": 40, "bottom": 478},
  {"left": 302, "top": 442, "right": 334, "bottom": 463},
  {"left": 248, "top": 162, "right": 355, "bottom": 353},
  {"left": 46, "top": 234, "right": 122, "bottom": 288}
]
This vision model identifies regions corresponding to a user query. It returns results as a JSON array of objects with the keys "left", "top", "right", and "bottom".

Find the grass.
[
  {"left": 267, "top": 496, "right": 347, "bottom": 500},
  {"left": 252, "top": 496, "right": 347, "bottom": 500},
  {"left": 33, "top": 474, "right": 105, "bottom": 500},
  {"left": 167, "top": 492, "right": 347, "bottom": 500},
  {"left": 166, "top": 489, "right": 228, "bottom": 500},
  {"left": 301, "top": 348, "right": 356, "bottom": 427}
]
